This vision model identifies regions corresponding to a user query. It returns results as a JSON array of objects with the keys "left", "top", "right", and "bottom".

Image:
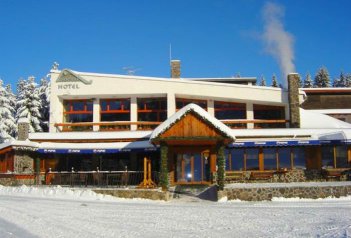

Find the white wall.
[{"left": 49, "top": 70, "right": 303, "bottom": 132}]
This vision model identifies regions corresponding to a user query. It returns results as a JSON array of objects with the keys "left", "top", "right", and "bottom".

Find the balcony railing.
[
  {"left": 54, "top": 119, "right": 288, "bottom": 132},
  {"left": 54, "top": 121, "right": 161, "bottom": 132}
]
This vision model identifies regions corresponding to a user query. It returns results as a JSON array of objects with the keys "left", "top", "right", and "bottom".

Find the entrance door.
[{"left": 175, "top": 153, "right": 210, "bottom": 183}]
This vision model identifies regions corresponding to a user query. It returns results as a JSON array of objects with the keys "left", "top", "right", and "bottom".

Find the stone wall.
[
  {"left": 93, "top": 188, "right": 170, "bottom": 201},
  {"left": 0, "top": 176, "right": 35, "bottom": 186},
  {"left": 14, "top": 152, "right": 34, "bottom": 174},
  {"left": 222, "top": 182, "right": 351, "bottom": 201},
  {"left": 226, "top": 169, "right": 327, "bottom": 183},
  {"left": 288, "top": 74, "right": 301, "bottom": 128}
]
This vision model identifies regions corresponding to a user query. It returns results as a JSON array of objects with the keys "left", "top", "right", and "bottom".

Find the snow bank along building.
[{"left": 0, "top": 60, "right": 351, "bottom": 188}]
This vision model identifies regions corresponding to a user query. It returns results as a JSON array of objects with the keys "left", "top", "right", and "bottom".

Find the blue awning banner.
[
  {"left": 38, "top": 147, "right": 158, "bottom": 154},
  {"left": 229, "top": 140, "right": 321, "bottom": 148}
]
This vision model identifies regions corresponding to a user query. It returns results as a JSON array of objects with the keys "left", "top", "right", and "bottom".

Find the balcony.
[{"left": 54, "top": 119, "right": 288, "bottom": 132}]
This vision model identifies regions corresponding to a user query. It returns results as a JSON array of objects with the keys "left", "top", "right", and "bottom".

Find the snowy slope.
[{"left": 0, "top": 185, "right": 351, "bottom": 238}]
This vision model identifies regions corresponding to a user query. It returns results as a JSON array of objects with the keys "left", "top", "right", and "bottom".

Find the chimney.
[
  {"left": 18, "top": 118, "right": 30, "bottom": 141},
  {"left": 287, "top": 73, "right": 301, "bottom": 128},
  {"left": 170, "top": 60, "right": 181, "bottom": 78}
]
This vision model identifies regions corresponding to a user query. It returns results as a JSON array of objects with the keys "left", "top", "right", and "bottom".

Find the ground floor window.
[
  {"left": 225, "top": 147, "right": 307, "bottom": 171},
  {"left": 322, "top": 145, "right": 349, "bottom": 169}
]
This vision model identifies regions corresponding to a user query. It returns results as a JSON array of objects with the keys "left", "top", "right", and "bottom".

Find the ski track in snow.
[{"left": 0, "top": 186, "right": 350, "bottom": 237}]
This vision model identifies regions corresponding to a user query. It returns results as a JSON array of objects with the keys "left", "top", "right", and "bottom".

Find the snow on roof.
[
  {"left": 150, "top": 103, "right": 235, "bottom": 141},
  {"left": 300, "top": 108, "right": 351, "bottom": 129},
  {"left": 307, "top": 109, "right": 351, "bottom": 115},
  {"left": 29, "top": 131, "right": 152, "bottom": 141},
  {"left": 0, "top": 139, "right": 38, "bottom": 151}
]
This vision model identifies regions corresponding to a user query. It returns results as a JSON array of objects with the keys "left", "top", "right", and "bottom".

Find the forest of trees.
[
  {"left": 0, "top": 76, "right": 50, "bottom": 142},
  {"left": 259, "top": 67, "right": 351, "bottom": 88}
]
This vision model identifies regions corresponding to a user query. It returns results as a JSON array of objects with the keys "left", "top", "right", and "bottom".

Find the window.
[
  {"left": 214, "top": 101, "right": 246, "bottom": 120},
  {"left": 225, "top": 149, "right": 245, "bottom": 171},
  {"left": 246, "top": 148, "right": 259, "bottom": 170},
  {"left": 335, "top": 146, "right": 348, "bottom": 168},
  {"left": 253, "top": 104, "right": 285, "bottom": 128},
  {"left": 278, "top": 148, "right": 291, "bottom": 169},
  {"left": 322, "top": 146, "right": 349, "bottom": 169},
  {"left": 137, "top": 98, "right": 167, "bottom": 122},
  {"left": 263, "top": 148, "right": 277, "bottom": 170},
  {"left": 292, "top": 148, "right": 306, "bottom": 169},
  {"left": 63, "top": 100, "right": 93, "bottom": 123},
  {"left": 176, "top": 98, "right": 207, "bottom": 110},
  {"left": 321, "top": 146, "right": 334, "bottom": 169},
  {"left": 100, "top": 99, "right": 130, "bottom": 121}
]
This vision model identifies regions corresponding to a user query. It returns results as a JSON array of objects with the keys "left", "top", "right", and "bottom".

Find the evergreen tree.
[
  {"left": 314, "top": 67, "right": 331, "bottom": 88},
  {"left": 5, "top": 84, "right": 17, "bottom": 138},
  {"left": 259, "top": 75, "right": 266, "bottom": 86},
  {"left": 345, "top": 74, "right": 351, "bottom": 87},
  {"left": 303, "top": 73, "right": 313, "bottom": 88},
  {"left": 271, "top": 74, "right": 279, "bottom": 87},
  {"left": 16, "top": 76, "right": 43, "bottom": 133},
  {"left": 38, "top": 77, "right": 50, "bottom": 132},
  {"left": 0, "top": 80, "right": 16, "bottom": 141}
]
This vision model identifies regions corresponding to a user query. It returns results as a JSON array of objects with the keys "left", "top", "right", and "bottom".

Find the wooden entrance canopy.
[
  {"left": 150, "top": 103, "right": 235, "bottom": 145},
  {"left": 149, "top": 103, "right": 235, "bottom": 190}
]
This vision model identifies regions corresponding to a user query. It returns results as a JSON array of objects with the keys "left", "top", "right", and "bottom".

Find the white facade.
[{"left": 49, "top": 69, "right": 306, "bottom": 132}]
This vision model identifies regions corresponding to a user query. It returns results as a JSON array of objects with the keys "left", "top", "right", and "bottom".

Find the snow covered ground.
[{"left": 0, "top": 185, "right": 351, "bottom": 238}]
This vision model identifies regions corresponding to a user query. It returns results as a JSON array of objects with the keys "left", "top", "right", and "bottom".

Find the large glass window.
[
  {"left": 63, "top": 100, "right": 93, "bottom": 131},
  {"left": 137, "top": 98, "right": 167, "bottom": 122},
  {"left": 176, "top": 98, "right": 207, "bottom": 110},
  {"left": 225, "top": 149, "right": 245, "bottom": 171},
  {"left": 63, "top": 100, "right": 93, "bottom": 123},
  {"left": 263, "top": 148, "right": 277, "bottom": 170},
  {"left": 253, "top": 104, "right": 285, "bottom": 128},
  {"left": 246, "top": 148, "right": 259, "bottom": 170},
  {"left": 100, "top": 99, "right": 130, "bottom": 121},
  {"left": 321, "top": 146, "right": 334, "bottom": 169},
  {"left": 278, "top": 148, "right": 291, "bottom": 169},
  {"left": 214, "top": 101, "right": 246, "bottom": 120},
  {"left": 292, "top": 148, "right": 306, "bottom": 169},
  {"left": 335, "top": 146, "right": 348, "bottom": 168}
]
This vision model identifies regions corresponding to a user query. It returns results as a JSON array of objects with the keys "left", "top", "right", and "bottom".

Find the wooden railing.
[
  {"left": 55, "top": 119, "right": 288, "bottom": 132},
  {"left": 54, "top": 121, "right": 161, "bottom": 132},
  {"left": 221, "top": 119, "right": 288, "bottom": 129},
  {"left": 45, "top": 171, "right": 160, "bottom": 187}
]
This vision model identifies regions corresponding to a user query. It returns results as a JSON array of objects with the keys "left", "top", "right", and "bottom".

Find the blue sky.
[{"left": 0, "top": 0, "right": 350, "bottom": 88}]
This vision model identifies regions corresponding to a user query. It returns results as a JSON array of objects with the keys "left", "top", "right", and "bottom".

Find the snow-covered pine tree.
[
  {"left": 16, "top": 76, "right": 43, "bottom": 133},
  {"left": 0, "top": 80, "right": 16, "bottom": 142},
  {"left": 314, "top": 67, "right": 331, "bottom": 88},
  {"left": 38, "top": 77, "right": 50, "bottom": 132},
  {"left": 333, "top": 77, "right": 341, "bottom": 87},
  {"left": 346, "top": 74, "right": 351, "bottom": 87},
  {"left": 259, "top": 76, "right": 266, "bottom": 86},
  {"left": 5, "top": 84, "right": 16, "bottom": 138},
  {"left": 271, "top": 74, "right": 278, "bottom": 87},
  {"left": 303, "top": 73, "right": 313, "bottom": 88}
]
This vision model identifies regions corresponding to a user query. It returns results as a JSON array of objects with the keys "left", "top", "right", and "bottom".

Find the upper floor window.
[
  {"left": 214, "top": 101, "right": 246, "bottom": 120},
  {"left": 100, "top": 99, "right": 130, "bottom": 121},
  {"left": 137, "top": 98, "right": 167, "bottom": 122},
  {"left": 253, "top": 104, "right": 285, "bottom": 128},
  {"left": 63, "top": 100, "right": 93, "bottom": 123},
  {"left": 176, "top": 98, "right": 207, "bottom": 111}
]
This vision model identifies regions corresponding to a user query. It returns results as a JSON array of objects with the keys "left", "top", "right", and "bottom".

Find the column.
[
  {"left": 167, "top": 93, "right": 175, "bottom": 118},
  {"left": 35, "top": 157, "right": 40, "bottom": 185},
  {"left": 93, "top": 98, "right": 100, "bottom": 131},
  {"left": 160, "top": 143, "right": 169, "bottom": 191},
  {"left": 207, "top": 99, "right": 214, "bottom": 116},
  {"left": 216, "top": 145, "right": 225, "bottom": 191},
  {"left": 246, "top": 102, "right": 254, "bottom": 129},
  {"left": 130, "top": 96, "right": 137, "bottom": 130}
]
